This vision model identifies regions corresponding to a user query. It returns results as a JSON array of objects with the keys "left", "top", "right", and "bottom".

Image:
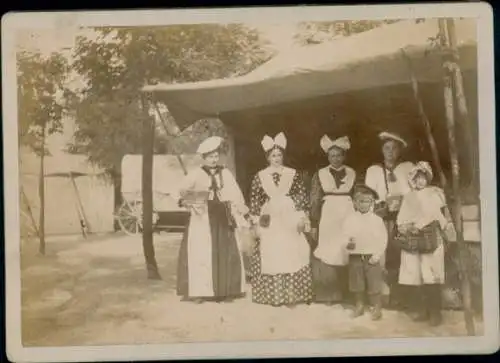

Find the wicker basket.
[{"left": 397, "top": 221, "right": 441, "bottom": 254}]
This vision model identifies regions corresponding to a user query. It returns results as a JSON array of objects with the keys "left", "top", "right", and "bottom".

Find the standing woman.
[
  {"left": 249, "top": 132, "right": 313, "bottom": 307},
  {"left": 175, "top": 136, "right": 248, "bottom": 303},
  {"left": 365, "top": 131, "right": 415, "bottom": 308},
  {"left": 310, "top": 135, "right": 356, "bottom": 305}
]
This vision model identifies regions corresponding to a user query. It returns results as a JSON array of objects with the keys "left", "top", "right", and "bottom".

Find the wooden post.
[
  {"left": 20, "top": 184, "right": 40, "bottom": 239},
  {"left": 38, "top": 124, "right": 46, "bottom": 255},
  {"left": 344, "top": 21, "right": 352, "bottom": 36},
  {"left": 439, "top": 18, "right": 476, "bottom": 336},
  {"left": 401, "top": 49, "right": 447, "bottom": 189},
  {"left": 69, "top": 173, "right": 89, "bottom": 238},
  {"left": 445, "top": 18, "right": 476, "bottom": 190},
  {"left": 141, "top": 95, "right": 161, "bottom": 280}
]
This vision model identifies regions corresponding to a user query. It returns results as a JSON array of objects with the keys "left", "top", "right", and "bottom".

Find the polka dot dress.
[{"left": 249, "top": 170, "right": 313, "bottom": 306}]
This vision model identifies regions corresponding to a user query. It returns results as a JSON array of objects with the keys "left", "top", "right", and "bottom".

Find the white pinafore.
[
  {"left": 313, "top": 166, "right": 356, "bottom": 266},
  {"left": 257, "top": 167, "right": 311, "bottom": 275}
]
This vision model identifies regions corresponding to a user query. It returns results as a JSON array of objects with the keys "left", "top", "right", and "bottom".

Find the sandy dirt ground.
[{"left": 20, "top": 233, "right": 483, "bottom": 347}]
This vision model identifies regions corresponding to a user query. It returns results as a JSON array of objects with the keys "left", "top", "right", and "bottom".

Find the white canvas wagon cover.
[{"left": 121, "top": 154, "right": 202, "bottom": 211}]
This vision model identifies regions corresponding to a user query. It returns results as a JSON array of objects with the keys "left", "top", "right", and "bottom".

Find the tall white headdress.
[
  {"left": 320, "top": 135, "right": 351, "bottom": 153},
  {"left": 261, "top": 132, "right": 287, "bottom": 152}
]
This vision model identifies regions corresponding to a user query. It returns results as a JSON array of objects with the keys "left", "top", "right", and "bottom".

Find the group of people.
[{"left": 173, "top": 129, "right": 455, "bottom": 327}]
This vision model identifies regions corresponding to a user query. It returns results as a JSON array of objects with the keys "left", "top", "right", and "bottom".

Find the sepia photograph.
[{"left": 2, "top": 3, "right": 498, "bottom": 362}]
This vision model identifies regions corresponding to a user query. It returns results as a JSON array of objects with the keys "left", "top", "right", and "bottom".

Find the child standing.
[
  {"left": 343, "top": 184, "right": 388, "bottom": 320},
  {"left": 396, "top": 161, "right": 454, "bottom": 326}
]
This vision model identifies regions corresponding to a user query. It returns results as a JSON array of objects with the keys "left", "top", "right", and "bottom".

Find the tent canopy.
[{"left": 142, "top": 18, "right": 477, "bottom": 130}]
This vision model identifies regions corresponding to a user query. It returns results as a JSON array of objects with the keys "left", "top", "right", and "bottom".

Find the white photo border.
[{"left": 2, "top": 3, "right": 498, "bottom": 361}]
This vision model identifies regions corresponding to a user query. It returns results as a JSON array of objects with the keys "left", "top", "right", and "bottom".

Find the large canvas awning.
[{"left": 141, "top": 18, "right": 477, "bottom": 130}]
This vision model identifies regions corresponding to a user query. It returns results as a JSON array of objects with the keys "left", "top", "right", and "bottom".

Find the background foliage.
[
  {"left": 68, "top": 24, "right": 273, "bottom": 178},
  {"left": 18, "top": 51, "right": 70, "bottom": 155}
]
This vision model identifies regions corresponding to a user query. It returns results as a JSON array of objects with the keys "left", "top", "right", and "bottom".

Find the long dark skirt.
[
  {"left": 311, "top": 256, "right": 348, "bottom": 304},
  {"left": 384, "top": 219, "right": 408, "bottom": 309},
  {"left": 250, "top": 240, "right": 313, "bottom": 306},
  {"left": 177, "top": 200, "right": 243, "bottom": 300}
]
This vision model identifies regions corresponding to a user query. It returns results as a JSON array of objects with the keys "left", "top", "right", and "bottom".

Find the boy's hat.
[{"left": 352, "top": 184, "right": 379, "bottom": 200}]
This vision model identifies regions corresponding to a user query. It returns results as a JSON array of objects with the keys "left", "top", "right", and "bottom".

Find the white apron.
[
  {"left": 314, "top": 166, "right": 355, "bottom": 266},
  {"left": 258, "top": 167, "right": 310, "bottom": 275}
]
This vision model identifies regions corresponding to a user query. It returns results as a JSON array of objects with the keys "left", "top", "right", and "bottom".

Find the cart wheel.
[{"left": 117, "top": 200, "right": 144, "bottom": 236}]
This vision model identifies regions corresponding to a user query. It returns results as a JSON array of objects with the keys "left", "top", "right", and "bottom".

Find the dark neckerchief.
[
  {"left": 271, "top": 172, "right": 281, "bottom": 186},
  {"left": 201, "top": 165, "right": 224, "bottom": 200},
  {"left": 329, "top": 166, "right": 346, "bottom": 189},
  {"left": 383, "top": 161, "right": 398, "bottom": 183}
]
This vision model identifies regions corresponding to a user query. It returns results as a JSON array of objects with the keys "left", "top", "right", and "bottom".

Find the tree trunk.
[
  {"left": 439, "top": 18, "right": 476, "bottom": 336},
  {"left": 38, "top": 128, "right": 46, "bottom": 255},
  {"left": 112, "top": 167, "right": 122, "bottom": 232},
  {"left": 141, "top": 96, "right": 161, "bottom": 280}
]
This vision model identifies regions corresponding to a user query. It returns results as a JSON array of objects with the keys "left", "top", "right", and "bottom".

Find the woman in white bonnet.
[
  {"left": 249, "top": 132, "right": 313, "bottom": 307},
  {"left": 174, "top": 136, "right": 248, "bottom": 304},
  {"left": 310, "top": 135, "right": 356, "bottom": 305}
]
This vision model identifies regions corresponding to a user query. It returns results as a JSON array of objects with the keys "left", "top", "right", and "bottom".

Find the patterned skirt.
[{"left": 250, "top": 240, "right": 313, "bottom": 306}]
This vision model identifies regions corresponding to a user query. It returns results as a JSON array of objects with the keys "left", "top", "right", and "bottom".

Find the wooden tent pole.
[
  {"left": 69, "top": 173, "right": 89, "bottom": 238},
  {"left": 445, "top": 18, "right": 476, "bottom": 191},
  {"left": 401, "top": 49, "right": 448, "bottom": 189},
  {"left": 141, "top": 94, "right": 161, "bottom": 280},
  {"left": 401, "top": 47, "right": 457, "bottom": 233},
  {"left": 152, "top": 101, "right": 188, "bottom": 176},
  {"left": 439, "top": 18, "right": 476, "bottom": 336}
]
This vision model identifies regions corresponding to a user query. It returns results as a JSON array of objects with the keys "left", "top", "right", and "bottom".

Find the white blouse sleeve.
[
  {"left": 170, "top": 169, "right": 198, "bottom": 204},
  {"left": 222, "top": 168, "right": 248, "bottom": 215},
  {"left": 365, "top": 166, "right": 380, "bottom": 201},
  {"left": 396, "top": 194, "right": 412, "bottom": 226},
  {"left": 431, "top": 187, "right": 449, "bottom": 228}
]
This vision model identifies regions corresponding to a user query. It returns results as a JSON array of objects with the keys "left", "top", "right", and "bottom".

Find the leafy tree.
[
  {"left": 68, "top": 24, "right": 272, "bottom": 278},
  {"left": 17, "top": 50, "right": 70, "bottom": 254},
  {"left": 293, "top": 19, "right": 402, "bottom": 45},
  {"left": 69, "top": 24, "right": 271, "bottom": 171}
]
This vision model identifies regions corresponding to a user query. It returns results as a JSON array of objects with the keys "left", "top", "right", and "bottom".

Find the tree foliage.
[
  {"left": 69, "top": 24, "right": 273, "bottom": 175},
  {"left": 17, "top": 51, "right": 70, "bottom": 155},
  {"left": 293, "top": 19, "right": 402, "bottom": 46}
]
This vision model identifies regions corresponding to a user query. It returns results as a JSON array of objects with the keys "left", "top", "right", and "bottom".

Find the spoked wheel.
[
  {"left": 116, "top": 200, "right": 160, "bottom": 236},
  {"left": 117, "top": 200, "right": 144, "bottom": 236}
]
